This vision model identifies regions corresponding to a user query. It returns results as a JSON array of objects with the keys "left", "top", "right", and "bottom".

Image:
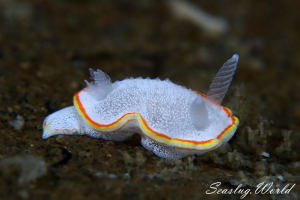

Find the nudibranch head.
[
  {"left": 42, "top": 54, "right": 240, "bottom": 159},
  {"left": 42, "top": 106, "right": 81, "bottom": 139}
]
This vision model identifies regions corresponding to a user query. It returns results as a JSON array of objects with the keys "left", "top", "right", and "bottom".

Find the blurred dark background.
[{"left": 0, "top": 0, "right": 299, "bottom": 199}]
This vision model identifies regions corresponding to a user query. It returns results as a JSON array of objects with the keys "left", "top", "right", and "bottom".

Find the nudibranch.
[{"left": 43, "top": 54, "right": 239, "bottom": 159}]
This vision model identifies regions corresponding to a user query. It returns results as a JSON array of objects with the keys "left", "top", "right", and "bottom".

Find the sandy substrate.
[{"left": 0, "top": 0, "right": 299, "bottom": 199}]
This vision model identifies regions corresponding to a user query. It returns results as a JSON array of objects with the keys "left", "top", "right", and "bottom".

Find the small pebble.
[
  {"left": 167, "top": 0, "right": 228, "bottom": 35},
  {"left": 261, "top": 152, "right": 270, "bottom": 158},
  {"left": 9, "top": 115, "right": 25, "bottom": 131},
  {"left": 276, "top": 175, "right": 285, "bottom": 182},
  {"left": 0, "top": 155, "right": 47, "bottom": 184}
]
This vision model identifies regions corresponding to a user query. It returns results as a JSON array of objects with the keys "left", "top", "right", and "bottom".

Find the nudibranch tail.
[{"left": 207, "top": 54, "right": 239, "bottom": 104}]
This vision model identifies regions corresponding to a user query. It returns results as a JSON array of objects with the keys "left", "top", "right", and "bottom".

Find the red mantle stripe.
[{"left": 74, "top": 90, "right": 239, "bottom": 147}]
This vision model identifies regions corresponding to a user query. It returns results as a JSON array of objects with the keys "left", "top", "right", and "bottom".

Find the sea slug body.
[{"left": 42, "top": 54, "right": 239, "bottom": 159}]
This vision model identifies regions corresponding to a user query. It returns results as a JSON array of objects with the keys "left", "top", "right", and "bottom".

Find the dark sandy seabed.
[{"left": 0, "top": 0, "right": 299, "bottom": 199}]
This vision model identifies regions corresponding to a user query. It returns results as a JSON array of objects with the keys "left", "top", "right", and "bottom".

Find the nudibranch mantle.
[{"left": 43, "top": 54, "right": 239, "bottom": 159}]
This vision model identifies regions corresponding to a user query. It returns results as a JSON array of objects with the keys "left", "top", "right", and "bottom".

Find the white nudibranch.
[{"left": 42, "top": 54, "right": 240, "bottom": 159}]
